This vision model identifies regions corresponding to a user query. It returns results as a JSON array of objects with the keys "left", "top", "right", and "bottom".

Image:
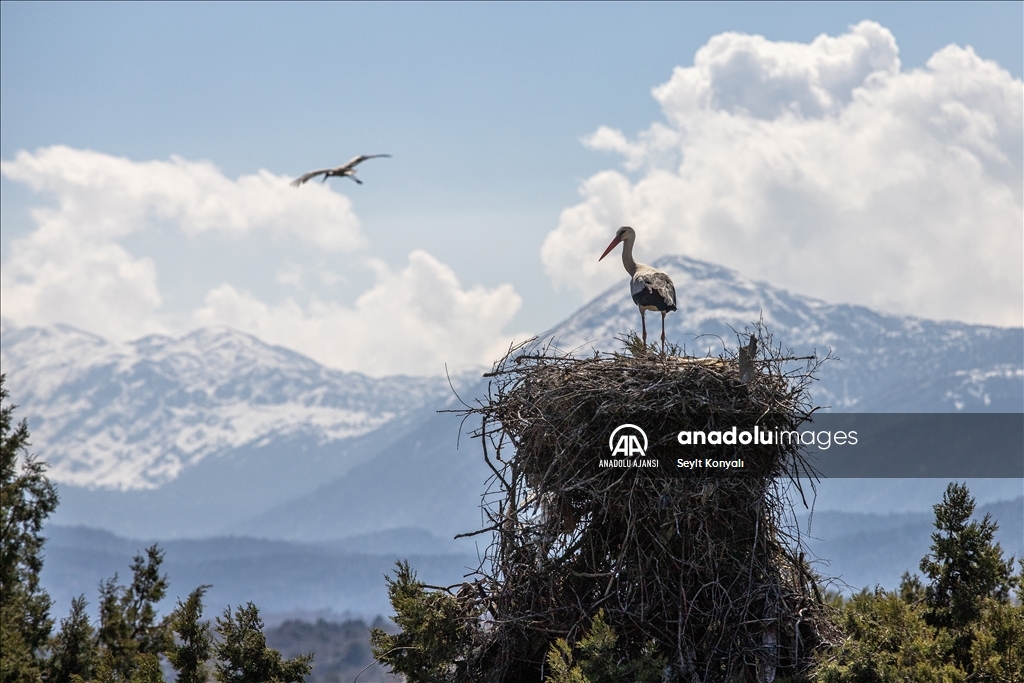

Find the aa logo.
[{"left": 608, "top": 424, "right": 648, "bottom": 458}]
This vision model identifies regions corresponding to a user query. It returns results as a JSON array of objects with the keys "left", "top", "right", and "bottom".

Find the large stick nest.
[{"left": 452, "top": 328, "right": 839, "bottom": 683}]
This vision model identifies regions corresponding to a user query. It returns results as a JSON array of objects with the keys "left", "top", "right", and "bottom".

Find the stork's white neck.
[{"left": 620, "top": 234, "right": 638, "bottom": 276}]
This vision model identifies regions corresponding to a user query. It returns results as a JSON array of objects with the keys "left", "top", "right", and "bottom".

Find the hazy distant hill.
[
  {"left": 265, "top": 618, "right": 400, "bottom": 683},
  {"left": 803, "top": 497, "right": 1023, "bottom": 591},
  {"left": 40, "top": 524, "right": 478, "bottom": 622},
  {"left": 230, "top": 406, "right": 492, "bottom": 542},
  {"left": 40, "top": 497, "right": 1022, "bottom": 627}
]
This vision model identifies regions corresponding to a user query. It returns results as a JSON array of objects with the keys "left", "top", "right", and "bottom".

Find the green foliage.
[
  {"left": 45, "top": 596, "right": 97, "bottom": 683},
  {"left": 816, "top": 483, "right": 1023, "bottom": 682},
  {"left": 918, "top": 482, "right": 1018, "bottom": 670},
  {"left": 89, "top": 651, "right": 116, "bottom": 683},
  {"left": 1, "top": 374, "right": 314, "bottom": 682},
  {"left": 126, "top": 654, "right": 161, "bottom": 683},
  {"left": 42, "top": 544, "right": 172, "bottom": 683},
  {"left": 968, "top": 597, "right": 1024, "bottom": 681},
  {"left": 816, "top": 588, "right": 965, "bottom": 683},
  {"left": 370, "top": 564, "right": 665, "bottom": 683},
  {"left": 95, "top": 546, "right": 171, "bottom": 681},
  {"left": 1, "top": 375, "right": 60, "bottom": 683},
  {"left": 543, "top": 610, "right": 664, "bottom": 683},
  {"left": 370, "top": 561, "right": 477, "bottom": 683},
  {"left": 165, "top": 586, "right": 213, "bottom": 683},
  {"left": 544, "top": 639, "right": 587, "bottom": 683},
  {"left": 42, "top": 546, "right": 310, "bottom": 683},
  {"left": 88, "top": 652, "right": 163, "bottom": 683},
  {"left": 213, "top": 603, "right": 312, "bottom": 683},
  {"left": 898, "top": 571, "right": 925, "bottom": 604}
]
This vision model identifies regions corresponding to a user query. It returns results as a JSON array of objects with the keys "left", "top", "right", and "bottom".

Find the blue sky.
[{"left": 2, "top": 2, "right": 1021, "bottom": 375}]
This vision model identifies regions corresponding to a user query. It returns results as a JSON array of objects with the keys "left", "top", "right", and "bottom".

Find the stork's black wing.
[
  {"left": 290, "top": 168, "right": 332, "bottom": 187},
  {"left": 631, "top": 271, "right": 677, "bottom": 311},
  {"left": 342, "top": 154, "right": 392, "bottom": 170}
]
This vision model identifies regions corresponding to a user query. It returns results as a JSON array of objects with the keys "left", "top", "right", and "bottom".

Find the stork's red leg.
[
  {"left": 661, "top": 311, "right": 667, "bottom": 352},
  {"left": 640, "top": 308, "right": 647, "bottom": 345}
]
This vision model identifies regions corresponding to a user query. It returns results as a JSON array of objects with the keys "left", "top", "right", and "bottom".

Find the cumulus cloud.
[
  {"left": 2, "top": 146, "right": 365, "bottom": 248},
  {"left": 0, "top": 233, "right": 165, "bottom": 340},
  {"left": 545, "top": 21, "right": 1023, "bottom": 326},
  {"left": 1, "top": 146, "right": 365, "bottom": 337},
  {"left": 2, "top": 146, "right": 525, "bottom": 375},
  {"left": 192, "top": 250, "right": 524, "bottom": 376}
]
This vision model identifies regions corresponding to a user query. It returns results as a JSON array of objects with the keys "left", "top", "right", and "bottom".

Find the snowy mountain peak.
[
  {"left": 2, "top": 256, "right": 1021, "bottom": 492},
  {"left": 547, "top": 255, "right": 1023, "bottom": 412},
  {"left": 1, "top": 324, "right": 451, "bottom": 491}
]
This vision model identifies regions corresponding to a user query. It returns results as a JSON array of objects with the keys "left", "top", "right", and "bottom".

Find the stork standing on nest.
[
  {"left": 290, "top": 154, "right": 391, "bottom": 186},
  {"left": 599, "top": 226, "right": 677, "bottom": 349}
]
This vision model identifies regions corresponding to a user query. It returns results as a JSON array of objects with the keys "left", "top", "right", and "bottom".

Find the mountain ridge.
[
  {"left": 2, "top": 254, "right": 1021, "bottom": 539},
  {"left": 0, "top": 324, "right": 455, "bottom": 490},
  {"left": 548, "top": 255, "right": 1023, "bottom": 413},
  {"left": 39, "top": 496, "right": 1023, "bottom": 622}
]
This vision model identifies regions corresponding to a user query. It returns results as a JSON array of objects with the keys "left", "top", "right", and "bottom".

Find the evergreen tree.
[
  {"left": 1, "top": 374, "right": 317, "bottom": 683},
  {"left": 817, "top": 482, "right": 1023, "bottom": 682},
  {"left": 87, "top": 651, "right": 163, "bottom": 683},
  {"left": 95, "top": 546, "right": 171, "bottom": 681},
  {"left": 370, "top": 560, "right": 477, "bottom": 683},
  {"left": 1, "top": 374, "right": 59, "bottom": 683},
  {"left": 213, "top": 603, "right": 311, "bottom": 683},
  {"left": 43, "top": 553, "right": 314, "bottom": 683},
  {"left": 45, "top": 596, "right": 97, "bottom": 683},
  {"left": 544, "top": 610, "right": 664, "bottom": 683},
  {"left": 919, "top": 482, "right": 1018, "bottom": 669},
  {"left": 166, "top": 586, "right": 213, "bottom": 683},
  {"left": 816, "top": 588, "right": 964, "bottom": 683}
]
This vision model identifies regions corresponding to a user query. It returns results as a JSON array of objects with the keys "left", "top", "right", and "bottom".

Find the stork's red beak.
[{"left": 599, "top": 236, "right": 622, "bottom": 261}]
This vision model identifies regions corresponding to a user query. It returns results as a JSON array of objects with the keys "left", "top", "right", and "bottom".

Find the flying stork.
[
  {"left": 599, "top": 226, "right": 677, "bottom": 349},
  {"left": 290, "top": 154, "right": 391, "bottom": 186}
]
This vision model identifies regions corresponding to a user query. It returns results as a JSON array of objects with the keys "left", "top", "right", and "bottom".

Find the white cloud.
[
  {"left": 0, "top": 233, "right": 165, "bottom": 340},
  {"left": 2, "top": 146, "right": 525, "bottom": 375},
  {"left": 1, "top": 146, "right": 365, "bottom": 248},
  {"left": 192, "top": 250, "right": 524, "bottom": 376},
  {"left": 275, "top": 261, "right": 304, "bottom": 288},
  {"left": 545, "top": 21, "right": 1023, "bottom": 327},
  {"left": 1, "top": 146, "right": 366, "bottom": 338}
]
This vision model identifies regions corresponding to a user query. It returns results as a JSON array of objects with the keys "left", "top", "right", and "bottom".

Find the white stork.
[
  {"left": 599, "top": 226, "right": 677, "bottom": 349},
  {"left": 290, "top": 154, "right": 391, "bottom": 186}
]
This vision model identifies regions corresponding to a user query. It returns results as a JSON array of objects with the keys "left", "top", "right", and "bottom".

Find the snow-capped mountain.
[
  {"left": 231, "top": 257, "right": 1022, "bottom": 544},
  {"left": 2, "top": 254, "right": 1021, "bottom": 539},
  {"left": 0, "top": 325, "right": 453, "bottom": 491},
  {"left": 10, "top": 257, "right": 1020, "bottom": 615},
  {"left": 548, "top": 255, "right": 1023, "bottom": 413}
]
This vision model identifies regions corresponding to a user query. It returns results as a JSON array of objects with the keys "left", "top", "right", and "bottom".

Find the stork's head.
[{"left": 599, "top": 226, "right": 636, "bottom": 261}]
